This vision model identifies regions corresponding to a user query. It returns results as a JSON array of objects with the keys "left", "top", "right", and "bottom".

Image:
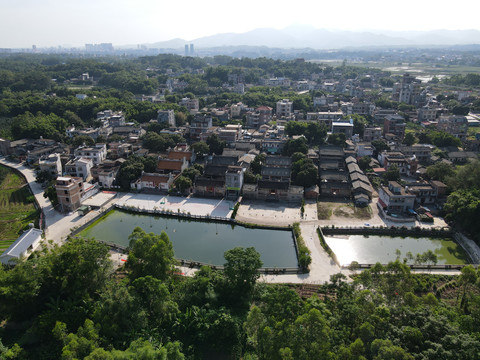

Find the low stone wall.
[
  {"left": 321, "top": 226, "right": 455, "bottom": 238},
  {"left": 70, "top": 204, "right": 115, "bottom": 236},
  {"left": 341, "top": 263, "right": 478, "bottom": 271}
]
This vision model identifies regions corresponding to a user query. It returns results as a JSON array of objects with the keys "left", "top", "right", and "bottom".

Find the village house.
[
  {"left": 189, "top": 113, "right": 213, "bottom": 140},
  {"left": 362, "top": 127, "right": 382, "bottom": 142},
  {"left": 396, "top": 144, "right": 434, "bottom": 164},
  {"left": 378, "top": 181, "right": 416, "bottom": 216},
  {"left": 38, "top": 153, "right": 62, "bottom": 177},
  {"left": 437, "top": 115, "right": 468, "bottom": 142},
  {"left": 318, "top": 147, "right": 350, "bottom": 198},
  {"left": 179, "top": 97, "right": 199, "bottom": 114},
  {"left": 157, "top": 110, "right": 176, "bottom": 127},
  {"left": 131, "top": 172, "right": 176, "bottom": 192},
  {"left": 91, "top": 159, "right": 123, "bottom": 188},
  {"left": 378, "top": 151, "right": 418, "bottom": 177},
  {"left": 56, "top": 176, "right": 84, "bottom": 212},
  {"left": 0, "top": 228, "right": 43, "bottom": 265},
  {"left": 404, "top": 181, "right": 438, "bottom": 206},
  {"left": 156, "top": 157, "right": 188, "bottom": 175},
  {"left": 64, "top": 157, "right": 93, "bottom": 181},
  {"left": 74, "top": 144, "right": 107, "bottom": 165},
  {"left": 383, "top": 114, "right": 406, "bottom": 140}
]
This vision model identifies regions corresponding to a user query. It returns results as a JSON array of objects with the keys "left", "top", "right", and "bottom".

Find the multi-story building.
[
  {"left": 189, "top": 113, "right": 213, "bottom": 140},
  {"left": 276, "top": 99, "right": 293, "bottom": 117},
  {"left": 157, "top": 110, "right": 176, "bottom": 127},
  {"left": 179, "top": 97, "right": 199, "bottom": 114},
  {"left": 379, "top": 151, "right": 418, "bottom": 176},
  {"left": 225, "top": 166, "right": 244, "bottom": 199},
  {"left": 341, "top": 101, "right": 372, "bottom": 116},
  {"left": 246, "top": 106, "right": 273, "bottom": 129},
  {"left": 332, "top": 120, "right": 354, "bottom": 139},
  {"left": 374, "top": 109, "right": 396, "bottom": 124},
  {"left": 74, "top": 144, "right": 107, "bottom": 165},
  {"left": 417, "top": 105, "right": 437, "bottom": 122},
  {"left": 383, "top": 114, "right": 406, "bottom": 140},
  {"left": 257, "top": 106, "right": 273, "bottom": 124},
  {"left": 404, "top": 182, "right": 438, "bottom": 206},
  {"left": 38, "top": 153, "right": 62, "bottom": 178},
  {"left": 230, "top": 103, "right": 245, "bottom": 118},
  {"left": 363, "top": 127, "right": 382, "bottom": 142},
  {"left": 91, "top": 160, "right": 122, "bottom": 188},
  {"left": 378, "top": 181, "right": 416, "bottom": 215},
  {"left": 396, "top": 144, "right": 434, "bottom": 164},
  {"left": 437, "top": 115, "right": 468, "bottom": 142},
  {"left": 64, "top": 158, "right": 93, "bottom": 181},
  {"left": 392, "top": 73, "right": 422, "bottom": 105},
  {"left": 56, "top": 176, "right": 84, "bottom": 212}
]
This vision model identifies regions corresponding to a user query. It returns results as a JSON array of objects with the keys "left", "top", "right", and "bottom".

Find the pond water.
[
  {"left": 79, "top": 210, "right": 298, "bottom": 268},
  {"left": 325, "top": 235, "right": 470, "bottom": 266}
]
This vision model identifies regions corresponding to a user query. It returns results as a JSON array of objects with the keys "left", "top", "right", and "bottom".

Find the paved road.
[{"left": 0, "top": 158, "right": 110, "bottom": 244}]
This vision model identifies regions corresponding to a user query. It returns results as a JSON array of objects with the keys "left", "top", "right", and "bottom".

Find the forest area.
[{"left": 0, "top": 228, "right": 480, "bottom": 359}]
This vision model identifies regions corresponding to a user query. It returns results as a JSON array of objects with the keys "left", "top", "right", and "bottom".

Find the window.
[
  {"left": 64, "top": 190, "right": 68, "bottom": 194},
  {"left": 66, "top": 197, "right": 69, "bottom": 202}
]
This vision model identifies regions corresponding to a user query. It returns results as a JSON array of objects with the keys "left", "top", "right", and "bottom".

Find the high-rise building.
[
  {"left": 189, "top": 44, "right": 194, "bottom": 55},
  {"left": 184, "top": 44, "right": 189, "bottom": 56}
]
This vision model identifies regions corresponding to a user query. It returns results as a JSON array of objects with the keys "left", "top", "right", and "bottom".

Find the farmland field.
[{"left": 0, "top": 165, "right": 40, "bottom": 252}]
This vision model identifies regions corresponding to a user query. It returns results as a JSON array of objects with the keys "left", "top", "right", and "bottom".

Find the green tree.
[
  {"left": 443, "top": 189, "right": 480, "bottom": 242},
  {"left": 251, "top": 154, "right": 266, "bottom": 175},
  {"left": 130, "top": 276, "right": 179, "bottom": 328},
  {"left": 181, "top": 167, "right": 201, "bottom": 182},
  {"left": 126, "top": 227, "right": 176, "bottom": 281},
  {"left": 402, "top": 132, "right": 416, "bottom": 146},
  {"left": 371, "top": 140, "right": 389, "bottom": 155},
  {"left": 206, "top": 134, "right": 226, "bottom": 155},
  {"left": 174, "top": 175, "right": 192, "bottom": 195},
  {"left": 117, "top": 156, "right": 144, "bottom": 190},
  {"left": 383, "top": 165, "right": 400, "bottom": 182},
  {"left": 192, "top": 141, "right": 209, "bottom": 158},
  {"left": 283, "top": 137, "right": 308, "bottom": 156},
  {"left": 327, "top": 133, "right": 346, "bottom": 147},
  {"left": 223, "top": 247, "right": 262, "bottom": 306},
  {"left": 291, "top": 158, "right": 318, "bottom": 188},
  {"left": 72, "top": 135, "right": 95, "bottom": 147},
  {"left": 358, "top": 156, "right": 371, "bottom": 172},
  {"left": 426, "top": 162, "right": 455, "bottom": 183}
]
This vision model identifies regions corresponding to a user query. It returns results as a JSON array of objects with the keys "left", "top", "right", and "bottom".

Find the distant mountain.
[
  {"left": 143, "top": 27, "right": 480, "bottom": 50},
  {"left": 149, "top": 38, "right": 188, "bottom": 49}
]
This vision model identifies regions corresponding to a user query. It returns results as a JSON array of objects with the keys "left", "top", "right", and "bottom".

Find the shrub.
[{"left": 293, "top": 222, "right": 311, "bottom": 272}]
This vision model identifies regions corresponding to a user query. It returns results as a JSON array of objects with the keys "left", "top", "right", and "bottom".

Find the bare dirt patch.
[{"left": 318, "top": 200, "right": 372, "bottom": 221}]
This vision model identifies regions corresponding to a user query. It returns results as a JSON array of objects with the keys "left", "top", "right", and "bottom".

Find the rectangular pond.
[
  {"left": 78, "top": 209, "right": 298, "bottom": 268},
  {"left": 325, "top": 234, "right": 470, "bottom": 266}
]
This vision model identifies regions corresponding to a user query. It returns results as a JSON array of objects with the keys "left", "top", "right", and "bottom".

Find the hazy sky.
[{"left": 1, "top": 0, "right": 479, "bottom": 48}]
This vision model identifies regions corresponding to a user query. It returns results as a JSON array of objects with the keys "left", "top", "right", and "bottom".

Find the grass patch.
[
  {"left": 292, "top": 222, "right": 311, "bottom": 272},
  {"left": 317, "top": 203, "right": 332, "bottom": 220},
  {"left": 0, "top": 165, "right": 39, "bottom": 251}
]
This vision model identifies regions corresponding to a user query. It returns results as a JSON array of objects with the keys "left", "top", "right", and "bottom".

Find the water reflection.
[
  {"left": 325, "top": 235, "right": 469, "bottom": 265},
  {"left": 80, "top": 210, "right": 298, "bottom": 268}
]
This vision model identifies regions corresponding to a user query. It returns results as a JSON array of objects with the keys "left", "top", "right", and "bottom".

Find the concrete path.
[
  {"left": 0, "top": 158, "right": 115, "bottom": 244},
  {"left": 260, "top": 224, "right": 348, "bottom": 284}
]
